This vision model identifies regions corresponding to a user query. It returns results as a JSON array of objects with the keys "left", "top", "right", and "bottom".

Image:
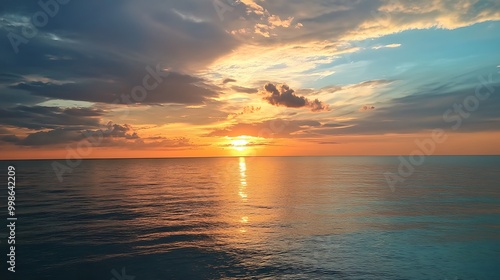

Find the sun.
[
  {"left": 231, "top": 138, "right": 249, "bottom": 151},
  {"left": 231, "top": 136, "right": 250, "bottom": 152}
]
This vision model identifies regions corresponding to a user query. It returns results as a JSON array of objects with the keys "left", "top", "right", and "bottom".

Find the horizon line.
[{"left": 1, "top": 154, "right": 500, "bottom": 161}]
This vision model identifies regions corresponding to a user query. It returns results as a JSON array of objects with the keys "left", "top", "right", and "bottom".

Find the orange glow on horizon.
[{"left": 1, "top": 131, "right": 500, "bottom": 160}]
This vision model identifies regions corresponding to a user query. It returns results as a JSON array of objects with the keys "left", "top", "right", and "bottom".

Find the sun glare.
[{"left": 231, "top": 138, "right": 249, "bottom": 151}]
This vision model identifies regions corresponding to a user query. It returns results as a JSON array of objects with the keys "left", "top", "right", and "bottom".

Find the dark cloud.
[
  {"left": 359, "top": 105, "right": 375, "bottom": 111},
  {"left": 18, "top": 128, "right": 84, "bottom": 146},
  {"left": 0, "top": 106, "right": 104, "bottom": 130},
  {"left": 9, "top": 72, "right": 219, "bottom": 105},
  {"left": 223, "top": 78, "right": 237, "bottom": 84},
  {"left": 0, "top": 0, "right": 239, "bottom": 70},
  {"left": 129, "top": 137, "right": 195, "bottom": 149},
  {"left": 96, "top": 123, "right": 140, "bottom": 140},
  {"left": 1, "top": 120, "right": 193, "bottom": 148},
  {"left": 1, "top": 135, "right": 20, "bottom": 143},
  {"left": 263, "top": 83, "right": 330, "bottom": 112},
  {"left": 0, "top": 73, "right": 23, "bottom": 82},
  {"left": 228, "top": 106, "right": 261, "bottom": 119},
  {"left": 0, "top": 0, "right": 238, "bottom": 112},
  {"left": 0, "top": 127, "right": 11, "bottom": 134},
  {"left": 231, "top": 85, "right": 259, "bottom": 94},
  {"left": 0, "top": 117, "right": 140, "bottom": 146}
]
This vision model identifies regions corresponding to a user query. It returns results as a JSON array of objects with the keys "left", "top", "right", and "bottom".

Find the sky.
[{"left": 0, "top": 0, "right": 499, "bottom": 159}]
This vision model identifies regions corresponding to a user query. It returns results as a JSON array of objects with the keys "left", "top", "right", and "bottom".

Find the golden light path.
[{"left": 239, "top": 157, "right": 248, "bottom": 233}]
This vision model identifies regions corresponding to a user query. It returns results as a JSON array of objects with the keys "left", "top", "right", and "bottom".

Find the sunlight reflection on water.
[{"left": 1, "top": 156, "right": 500, "bottom": 279}]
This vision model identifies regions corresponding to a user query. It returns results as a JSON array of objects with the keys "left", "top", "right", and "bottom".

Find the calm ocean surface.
[{"left": 1, "top": 156, "right": 499, "bottom": 280}]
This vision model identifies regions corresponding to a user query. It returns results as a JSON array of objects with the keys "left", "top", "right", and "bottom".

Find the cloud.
[
  {"left": 350, "top": 80, "right": 393, "bottom": 88},
  {"left": 1, "top": 135, "right": 20, "bottom": 143},
  {"left": 231, "top": 85, "right": 259, "bottom": 94},
  {"left": 1, "top": 119, "right": 198, "bottom": 149},
  {"left": 207, "top": 118, "right": 322, "bottom": 138},
  {"left": 228, "top": 106, "right": 261, "bottom": 119},
  {"left": 128, "top": 137, "right": 196, "bottom": 149},
  {"left": 10, "top": 72, "right": 220, "bottom": 105},
  {"left": 205, "top": 0, "right": 500, "bottom": 86},
  {"left": 0, "top": 106, "right": 104, "bottom": 130},
  {"left": 17, "top": 128, "right": 85, "bottom": 146},
  {"left": 0, "top": 0, "right": 241, "bottom": 116},
  {"left": 233, "top": 0, "right": 299, "bottom": 37},
  {"left": 360, "top": 105, "right": 376, "bottom": 111},
  {"left": 372, "top": 43, "right": 401, "bottom": 50},
  {"left": 223, "top": 78, "right": 237, "bottom": 84},
  {"left": 0, "top": 0, "right": 240, "bottom": 70},
  {"left": 98, "top": 123, "right": 140, "bottom": 139},
  {"left": 129, "top": 100, "right": 229, "bottom": 126},
  {"left": 318, "top": 141, "right": 340, "bottom": 145},
  {"left": 316, "top": 80, "right": 500, "bottom": 135},
  {"left": 263, "top": 83, "right": 330, "bottom": 112},
  {"left": 0, "top": 0, "right": 498, "bottom": 153}
]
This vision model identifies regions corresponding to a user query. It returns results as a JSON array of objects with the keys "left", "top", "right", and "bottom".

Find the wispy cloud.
[{"left": 372, "top": 43, "right": 401, "bottom": 50}]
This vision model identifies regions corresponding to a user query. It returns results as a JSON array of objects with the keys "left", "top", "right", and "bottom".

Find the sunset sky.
[{"left": 1, "top": 0, "right": 499, "bottom": 159}]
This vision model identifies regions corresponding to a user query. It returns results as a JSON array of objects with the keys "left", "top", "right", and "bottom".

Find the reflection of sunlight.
[
  {"left": 239, "top": 157, "right": 247, "bottom": 173},
  {"left": 239, "top": 157, "right": 248, "bottom": 201},
  {"left": 239, "top": 191, "right": 248, "bottom": 199},
  {"left": 239, "top": 157, "right": 249, "bottom": 233}
]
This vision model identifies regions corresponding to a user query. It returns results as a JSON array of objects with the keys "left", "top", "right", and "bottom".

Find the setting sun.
[
  {"left": 231, "top": 137, "right": 249, "bottom": 151},
  {"left": 2, "top": 1, "right": 500, "bottom": 279}
]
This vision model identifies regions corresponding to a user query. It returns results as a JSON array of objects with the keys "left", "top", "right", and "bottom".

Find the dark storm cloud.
[
  {"left": 0, "top": 87, "right": 48, "bottom": 108},
  {"left": 263, "top": 83, "right": 330, "bottom": 112},
  {"left": 10, "top": 72, "right": 219, "bottom": 105},
  {"left": 1, "top": 134, "right": 20, "bottom": 144},
  {"left": 18, "top": 128, "right": 85, "bottom": 146},
  {"left": 0, "top": 106, "right": 104, "bottom": 130},
  {"left": 0, "top": 73, "right": 23, "bottom": 82},
  {"left": 0, "top": 0, "right": 239, "bottom": 108},
  {"left": 1, "top": 121, "right": 155, "bottom": 147},
  {"left": 0, "top": 0, "right": 238, "bottom": 68}
]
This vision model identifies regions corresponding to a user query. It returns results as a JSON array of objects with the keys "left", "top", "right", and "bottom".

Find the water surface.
[{"left": 1, "top": 156, "right": 499, "bottom": 279}]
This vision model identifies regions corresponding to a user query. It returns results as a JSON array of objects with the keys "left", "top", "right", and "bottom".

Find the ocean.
[{"left": 0, "top": 156, "right": 499, "bottom": 279}]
